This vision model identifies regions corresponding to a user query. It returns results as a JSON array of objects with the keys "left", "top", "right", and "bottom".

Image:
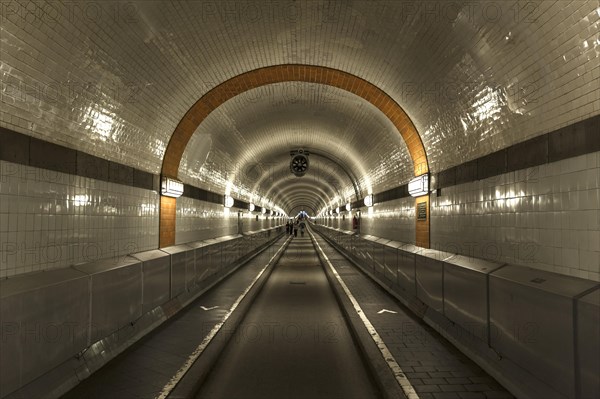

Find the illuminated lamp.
[{"left": 161, "top": 177, "right": 184, "bottom": 198}]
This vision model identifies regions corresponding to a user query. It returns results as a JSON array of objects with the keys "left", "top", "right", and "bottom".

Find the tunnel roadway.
[
  {"left": 194, "top": 235, "right": 380, "bottom": 398},
  {"left": 61, "top": 228, "right": 512, "bottom": 399}
]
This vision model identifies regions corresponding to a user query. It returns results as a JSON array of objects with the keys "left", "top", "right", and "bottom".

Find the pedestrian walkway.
[{"left": 311, "top": 232, "right": 513, "bottom": 399}]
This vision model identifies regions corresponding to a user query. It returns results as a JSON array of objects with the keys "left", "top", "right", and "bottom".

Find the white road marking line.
[
  {"left": 310, "top": 232, "right": 420, "bottom": 399},
  {"left": 200, "top": 306, "right": 219, "bottom": 311},
  {"left": 154, "top": 238, "right": 290, "bottom": 399},
  {"left": 377, "top": 309, "right": 398, "bottom": 314}
]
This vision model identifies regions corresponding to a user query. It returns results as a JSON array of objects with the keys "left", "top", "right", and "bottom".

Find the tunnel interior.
[{"left": 0, "top": 1, "right": 599, "bottom": 399}]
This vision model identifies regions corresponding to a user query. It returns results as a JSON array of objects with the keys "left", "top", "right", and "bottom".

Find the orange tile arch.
[
  {"left": 162, "top": 64, "right": 428, "bottom": 178},
  {"left": 160, "top": 64, "right": 430, "bottom": 247}
]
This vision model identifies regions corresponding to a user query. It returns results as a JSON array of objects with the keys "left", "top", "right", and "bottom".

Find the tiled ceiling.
[
  {"left": 2, "top": 0, "right": 598, "bottom": 214},
  {"left": 179, "top": 83, "right": 410, "bottom": 207}
]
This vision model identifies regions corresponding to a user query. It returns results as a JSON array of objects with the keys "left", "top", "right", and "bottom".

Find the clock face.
[{"left": 290, "top": 154, "right": 309, "bottom": 176}]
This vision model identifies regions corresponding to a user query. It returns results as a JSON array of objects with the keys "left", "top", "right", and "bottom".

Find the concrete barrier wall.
[
  {"left": 0, "top": 226, "right": 283, "bottom": 399},
  {"left": 313, "top": 224, "right": 600, "bottom": 399}
]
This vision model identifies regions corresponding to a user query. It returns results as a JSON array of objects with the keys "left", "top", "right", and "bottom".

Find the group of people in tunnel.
[{"left": 286, "top": 218, "right": 306, "bottom": 237}]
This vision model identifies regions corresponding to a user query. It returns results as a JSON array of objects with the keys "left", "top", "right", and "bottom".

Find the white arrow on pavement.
[
  {"left": 200, "top": 306, "right": 219, "bottom": 311},
  {"left": 377, "top": 309, "right": 397, "bottom": 314}
]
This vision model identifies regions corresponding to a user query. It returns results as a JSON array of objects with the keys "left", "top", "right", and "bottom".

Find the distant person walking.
[{"left": 293, "top": 221, "right": 298, "bottom": 237}]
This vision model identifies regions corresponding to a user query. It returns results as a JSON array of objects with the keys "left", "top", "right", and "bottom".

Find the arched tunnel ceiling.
[
  {"left": 179, "top": 83, "right": 411, "bottom": 212},
  {"left": 2, "top": 0, "right": 598, "bottom": 214}
]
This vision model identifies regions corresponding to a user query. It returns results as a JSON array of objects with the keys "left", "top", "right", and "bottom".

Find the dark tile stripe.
[
  {"left": 437, "top": 167, "right": 456, "bottom": 188},
  {"left": 548, "top": 117, "right": 600, "bottom": 162},
  {"left": 437, "top": 114, "right": 599, "bottom": 190},
  {"left": 133, "top": 169, "right": 156, "bottom": 191},
  {"left": 182, "top": 183, "right": 250, "bottom": 209},
  {"left": 29, "top": 137, "right": 77, "bottom": 175},
  {"left": 506, "top": 134, "right": 548, "bottom": 171},
  {"left": 0, "top": 127, "right": 156, "bottom": 191},
  {"left": 1, "top": 113, "right": 598, "bottom": 207},
  {"left": 0, "top": 127, "right": 29, "bottom": 164},
  {"left": 455, "top": 159, "right": 477, "bottom": 185},
  {"left": 233, "top": 198, "right": 249, "bottom": 210},
  {"left": 108, "top": 162, "right": 134, "bottom": 186},
  {"left": 374, "top": 184, "right": 409, "bottom": 204},
  {"left": 477, "top": 149, "right": 507, "bottom": 180},
  {"left": 77, "top": 152, "right": 109, "bottom": 181}
]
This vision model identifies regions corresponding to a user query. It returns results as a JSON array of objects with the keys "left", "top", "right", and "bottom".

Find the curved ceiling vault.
[
  {"left": 172, "top": 66, "right": 427, "bottom": 214},
  {"left": 179, "top": 82, "right": 416, "bottom": 214},
  {"left": 274, "top": 185, "right": 332, "bottom": 214},
  {"left": 265, "top": 174, "right": 341, "bottom": 211},
  {"left": 3, "top": 1, "right": 595, "bottom": 181},
  {"left": 2, "top": 1, "right": 596, "bottom": 216},
  {"left": 256, "top": 156, "right": 363, "bottom": 206}
]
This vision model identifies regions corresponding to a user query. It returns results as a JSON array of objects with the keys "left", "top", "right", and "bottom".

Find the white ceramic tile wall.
[
  {"left": 241, "top": 213, "right": 282, "bottom": 232},
  {"left": 360, "top": 197, "right": 416, "bottom": 244},
  {"left": 431, "top": 152, "right": 600, "bottom": 281},
  {"left": 0, "top": 161, "right": 159, "bottom": 278},
  {"left": 320, "top": 197, "right": 415, "bottom": 244},
  {"left": 2, "top": 0, "right": 597, "bottom": 213},
  {"left": 323, "top": 212, "right": 353, "bottom": 231},
  {"left": 175, "top": 197, "right": 238, "bottom": 244}
]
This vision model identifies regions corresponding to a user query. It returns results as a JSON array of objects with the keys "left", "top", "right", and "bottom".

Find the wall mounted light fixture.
[
  {"left": 408, "top": 173, "right": 429, "bottom": 197},
  {"left": 161, "top": 177, "right": 184, "bottom": 198}
]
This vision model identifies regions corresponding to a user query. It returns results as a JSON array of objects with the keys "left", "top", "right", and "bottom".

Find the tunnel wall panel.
[
  {"left": 0, "top": 269, "right": 89, "bottom": 397},
  {"left": 73, "top": 258, "right": 144, "bottom": 343},
  {"left": 488, "top": 266, "right": 599, "bottom": 398},
  {"left": 442, "top": 255, "right": 505, "bottom": 342},
  {"left": 396, "top": 244, "right": 419, "bottom": 296},
  {"left": 130, "top": 250, "right": 172, "bottom": 314},
  {"left": 415, "top": 248, "right": 453, "bottom": 312},
  {"left": 577, "top": 288, "right": 600, "bottom": 399},
  {"left": 0, "top": 227, "right": 284, "bottom": 399},
  {"left": 383, "top": 245, "right": 398, "bottom": 284},
  {"left": 161, "top": 245, "right": 195, "bottom": 298}
]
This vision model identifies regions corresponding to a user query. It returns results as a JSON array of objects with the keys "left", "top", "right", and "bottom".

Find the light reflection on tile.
[
  {"left": 430, "top": 152, "right": 600, "bottom": 282},
  {"left": 0, "top": 161, "right": 159, "bottom": 278},
  {"left": 1, "top": 1, "right": 598, "bottom": 282},
  {"left": 2, "top": 1, "right": 596, "bottom": 185},
  {"left": 175, "top": 197, "right": 282, "bottom": 244}
]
